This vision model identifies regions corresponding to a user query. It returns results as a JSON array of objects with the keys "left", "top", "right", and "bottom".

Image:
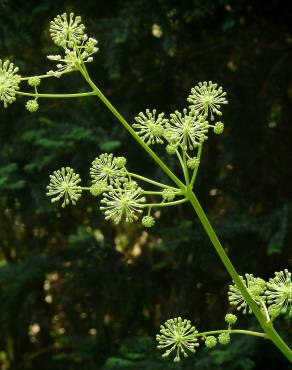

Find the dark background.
[{"left": 0, "top": 0, "right": 291, "bottom": 369}]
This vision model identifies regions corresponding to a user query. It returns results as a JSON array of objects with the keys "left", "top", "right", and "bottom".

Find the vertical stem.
[{"left": 187, "top": 191, "right": 292, "bottom": 361}]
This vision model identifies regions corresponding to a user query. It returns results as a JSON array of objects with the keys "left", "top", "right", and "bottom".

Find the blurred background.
[{"left": 0, "top": 0, "right": 291, "bottom": 369}]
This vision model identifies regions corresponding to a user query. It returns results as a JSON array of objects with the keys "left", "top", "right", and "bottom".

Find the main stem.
[
  {"left": 80, "top": 67, "right": 291, "bottom": 362},
  {"left": 187, "top": 191, "right": 292, "bottom": 361}
]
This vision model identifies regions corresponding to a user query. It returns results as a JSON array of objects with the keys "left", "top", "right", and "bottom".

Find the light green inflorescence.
[
  {"left": 156, "top": 318, "right": 199, "bottom": 362},
  {"left": 0, "top": 59, "right": 21, "bottom": 108}
]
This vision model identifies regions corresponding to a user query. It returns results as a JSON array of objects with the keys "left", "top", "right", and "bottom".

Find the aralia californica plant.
[{"left": 1, "top": 12, "right": 291, "bottom": 363}]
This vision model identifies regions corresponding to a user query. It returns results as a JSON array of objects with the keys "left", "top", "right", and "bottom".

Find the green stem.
[
  {"left": 187, "top": 191, "right": 292, "bottom": 361},
  {"left": 142, "top": 198, "right": 188, "bottom": 208},
  {"left": 127, "top": 172, "right": 180, "bottom": 191},
  {"left": 190, "top": 145, "right": 202, "bottom": 188},
  {"left": 196, "top": 329, "right": 267, "bottom": 339},
  {"left": 16, "top": 91, "right": 96, "bottom": 99}
]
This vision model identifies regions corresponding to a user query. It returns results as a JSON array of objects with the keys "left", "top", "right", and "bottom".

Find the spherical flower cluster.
[
  {"left": 166, "top": 144, "right": 176, "bottom": 155},
  {"left": 187, "top": 157, "right": 200, "bottom": 170},
  {"left": 90, "top": 181, "right": 108, "bottom": 196},
  {"left": 165, "top": 109, "right": 209, "bottom": 151},
  {"left": 225, "top": 313, "right": 237, "bottom": 325},
  {"left": 265, "top": 269, "right": 291, "bottom": 318},
  {"left": 90, "top": 153, "right": 127, "bottom": 185},
  {"left": 133, "top": 109, "right": 168, "bottom": 145},
  {"left": 50, "top": 13, "right": 86, "bottom": 47},
  {"left": 26, "top": 99, "right": 39, "bottom": 112},
  {"left": 142, "top": 215, "right": 155, "bottom": 227},
  {"left": 214, "top": 121, "right": 224, "bottom": 134},
  {"left": 156, "top": 317, "right": 199, "bottom": 362},
  {"left": 0, "top": 59, "right": 21, "bottom": 108},
  {"left": 228, "top": 274, "right": 266, "bottom": 314},
  {"left": 28, "top": 76, "right": 41, "bottom": 87},
  {"left": 205, "top": 336, "right": 217, "bottom": 349},
  {"left": 187, "top": 81, "right": 228, "bottom": 120},
  {"left": 100, "top": 181, "right": 146, "bottom": 224},
  {"left": 218, "top": 333, "right": 230, "bottom": 345},
  {"left": 46, "top": 167, "right": 82, "bottom": 208},
  {"left": 162, "top": 188, "right": 176, "bottom": 201}
]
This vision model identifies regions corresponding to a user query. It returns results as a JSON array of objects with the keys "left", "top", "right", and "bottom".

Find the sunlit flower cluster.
[
  {"left": 50, "top": 13, "right": 86, "bottom": 47},
  {"left": 46, "top": 167, "right": 82, "bottom": 208},
  {"left": 0, "top": 59, "right": 21, "bottom": 108},
  {"left": 133, "top": 109, "right": 168, "bottom": 145},
  {"left": 90, "top": 153, "right": 127, "bottom": 185},
  {"left": 187, "top": 81, "right": 228, "bottom": 120},
  {"left": 100, "top": 181, "right": 146, "bottom": 224},
  {"left": 156, "top": 317, "right": 199, "bottom": 362},
  {"left": 165, "top": 109, "right": 209, "bottom": 150}
]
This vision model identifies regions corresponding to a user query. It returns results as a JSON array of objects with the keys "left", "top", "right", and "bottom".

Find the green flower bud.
[
  {"left": 166, "top": 144, "right": 176, "bottom": 155},
  {"left": 114, "top": 156, "right": 127, "bottom": 168},
  {"left": 26, "top": 100, "right": 39, "bottom": 112},
  {"left": 225, "top": 313, "right": 237, "bottom": 325},
  {"left": 28, "top": 76, "right": 41, "bottom": 87},
  {"left": 218, "top": 333, "right": 230, "bottom": 345},
  {"left": 214, "top": 121, "right": 224, "bottom": 134},
  {"left": 90, "top": 181, "right": 107, "bottom": 196},
  {"left": 187, "top": 157, "right": 200, "bottom": 169},
  {"left": 142, "top": 215, "right": 155, "bottom": 228},
  {"left": 162, "top": 189, "right": 176, "bottom": 201},
  {"left": 205, "top": 336, "right": 217, "bottom": 349}
]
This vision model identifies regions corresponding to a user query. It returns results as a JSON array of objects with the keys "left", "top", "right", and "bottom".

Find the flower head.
[
  {"left": 162, "top": 188, "right": 176, "bottom": 201},
  {"left": 133, "top": 109, "right": 168, "bottom": 145},
  {"left": 156, "top": 317, "right": 199, "bottom": 362},
  {"left": 142, "top": 215, "right": 155, "bottom": 227},
  {"left": 100, "top": 181, "right": 146, "bottom": 224},
  {"left": 228, "top": 274, "right": 266, "bottom": 314},
  {"left": 218, "top": 333, "right": 230, "bottom": 345},
  {"left": 225, "top": 313, "right": 237, "bottom": 325},
  {"left": 90, "top": 153, "right": 127, "bottom": 185},
  {"left": 187, "top": 81, "right": 228, "bottom": 120},
  {"left": 164, "top": 109, "right": 209, "bottom": 150},
  {"left": 205, "top": 336, "right": 217, "bottom": 349},
  {"left": 28, "top": 77, "right": 41, "bottom": 87},
  {"left": 46, "top": 167, "right": 82, "bottom": 208},
  {"left": 26, "top": 100, "right": 39, "bottom": 112},
  {"left": 0, "top": 59, "right": 21, "bottom": 108},
  {"left": 50, "top": 13, "right": 86, "bottom": 47},
  {"left": 265, "top": 269, "right": 291, "bottom": 318}
]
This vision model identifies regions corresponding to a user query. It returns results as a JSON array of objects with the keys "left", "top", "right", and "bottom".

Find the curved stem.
[
  {"left": 127, "top": 172, "right": 181, "bottom": 191},
  {"left": 196, "top": 329, "right": 268, "bottom": 339},
  {"left": 16, "top": 91, "right": 96, "bottom": 99},
  {"left": 142, "top": 198, "right": 188, "bottom": 208},
  {"left": 187, "top": 191, "right": 292, "bottom": 361},
  {"left": 190, "top": 145, "right": 202, "bottom": 188}
]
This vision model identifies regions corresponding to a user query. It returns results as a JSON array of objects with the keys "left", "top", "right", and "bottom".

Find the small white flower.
[
  {"left": 46, "top": 167, "right": 82, "bottom": 208},
  {"left": 133, "top": 109, "right": 168, "bottom": 145},
  {"left": 50, "top": 13, "right": 86, "bottom": 47},
  {"left": 187, "top": 81, "right": 228, "bottom": 120},
  {"left": 164, "top": 109, "right": 209, "bottom": 150},
  {"left": 0, "top": 59, "right": 21, "bottom": 108},
  {"left": 90, "top": 153, "right": 127, "bottom": 185},
  {"left": 265, "top": 269, "right": 291, "bottom": 317},
  {"left": 156, "top": 317, "right": 199, "bottom": 362},
  {"left": 100, "top": 181, "right": 146, "bottom": 224}
]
